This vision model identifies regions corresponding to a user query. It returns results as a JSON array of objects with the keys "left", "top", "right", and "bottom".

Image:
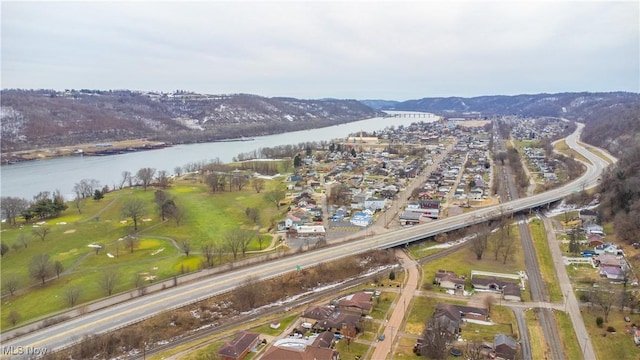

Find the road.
[
  {"left": 0, "top": 123, "right": 611, "bottom": 355},
  {"left": 541, "top": 214, "right": 597, "bottom": 360}
]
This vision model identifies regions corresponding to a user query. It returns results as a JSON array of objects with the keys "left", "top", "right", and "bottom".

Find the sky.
[{"left": 1, "top": 1, "right": 638, "bottom": 100}]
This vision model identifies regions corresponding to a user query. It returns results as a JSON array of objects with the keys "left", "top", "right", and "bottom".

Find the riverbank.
[{"left": 1, "top": 139, "right": 170, "bottom": 165}]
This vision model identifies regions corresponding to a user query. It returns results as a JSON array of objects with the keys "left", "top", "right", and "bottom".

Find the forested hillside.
[{"left": 0, "top": 90, "right": 380, "bottom": 152}]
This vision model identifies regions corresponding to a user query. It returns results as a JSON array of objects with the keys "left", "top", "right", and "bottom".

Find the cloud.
[{"left": 2, "top": 1, "right": 638, "bottom": 99}]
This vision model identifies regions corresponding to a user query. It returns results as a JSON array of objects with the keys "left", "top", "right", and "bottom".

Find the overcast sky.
[{"left": 1, "top": 1, "right": 638, "bottom": 100}]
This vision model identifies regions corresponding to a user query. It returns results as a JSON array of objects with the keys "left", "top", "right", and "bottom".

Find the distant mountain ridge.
[
  {"left": 362, "top": 92, "right": 638, "bottom": 119},
  {"left": 3, "top": 89, "right": 638, "bottom": 156},
  {"left": 363, "top": 92, "right": 640, "bottom": 156},
  {"left": 0, "top": 89, "right": 382, "bottom": 152}
]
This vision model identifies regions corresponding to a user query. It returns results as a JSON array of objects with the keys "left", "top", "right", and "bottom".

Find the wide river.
[{"left": 1, "top": 112, "right": 438, "bottom": 200}]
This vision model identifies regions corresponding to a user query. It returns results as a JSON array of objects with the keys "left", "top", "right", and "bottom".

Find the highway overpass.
[{"left": 0, "top": 123, "right": 611, "bottom": 355}]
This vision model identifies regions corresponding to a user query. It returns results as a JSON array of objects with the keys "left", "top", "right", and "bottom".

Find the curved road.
[{"left": 0, "top": 123, "right": 610, "bottom": 355}]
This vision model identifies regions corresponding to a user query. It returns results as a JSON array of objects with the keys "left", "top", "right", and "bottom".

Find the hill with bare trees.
[{"left": 0, "top": 89, "right": 381, "bottom": 153}]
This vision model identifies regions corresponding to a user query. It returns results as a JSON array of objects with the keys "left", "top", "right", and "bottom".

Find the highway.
[{"left": 0, "top": 123, "right": 611, "bottom": 355}]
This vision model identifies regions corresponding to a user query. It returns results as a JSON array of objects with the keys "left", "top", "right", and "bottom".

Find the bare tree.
[
  {"left": 224, "top": 229, "right": 242, "bottom": 260},
  {"left": 0, "top": 196, "right": 29, "bottom": 225},
  {"left": 256, "top": 234, "right": 267, "bottom": 250},
  {"left": 232, "top": 172, "right": 248, "bottom": 191},
  {"left": 171, "top": 203, "right": 186, "bottom": 226},
  {"left": 419, "top": 317, "right": 457, "bottom": 359},
  {"left": 181, "top": 240, "right": 191, "bottom": 256},
  {"left": 123, "top": 235, "right": 140, "bottom": 253},
  {"left": 120, "top": 198, "right": 146, "bottom": 231},
  {"left": 201, "top": 243, "right": 214, "bottom": 268},
  {"left": 156, "top": 170, "right": 171, "bottom": 188},
  {"left": 435, "top": 232, "right": 448, "bottom": 243},
  {"left": 264, "top": 189, "right": 285, "bottom": 209},
  {"left": 501, "top": 231, "right": 516, "bottom": 264},
  {"left": 121, "top": 171, "right": 132, "bottom": 189},
  {"left": 174, "top": 166, "right": 182, "bottom": 177},
  {"left": 29, "top": 253, "right": 54, "bottom": 284},
  {"left": 252, "top": 178, "right": 265, "bottom": 193},
  {"left": 136, "top": 167, "right": 156, "bottom": 190},
  {"left": 133, "top": 274, "right": 147, "bottom": 296},
  {"left": 484, "top": 295, "right": 496, "bottom": 314},
  {"left": 245, "top": 207, "right": 261, "bottom": 226},
  {"left": 233, "top": 276, "right": 264, "bottom": 311},
  {"left": 213, "top": 241, "right": 226, "bottom": 264},
  {"left": 3, "top": 274, "right": 20, "bottom": 295},
  {"left": 470, "top": 222, "right": 491, "bottom": 260},
  {"left": 7, "top": 310, "right": 21, "bottom": 326},
  {"left": 32, "top": 226, "right": 52, "bottom": 241},
  {"left": 73, "top": 179, "right": 100, "bottom": 199},
  {"left": 154, "top": 190, "right": 176, "bottom": 221},
  {"left": 593, "top": 285, "right": 619, "bottom": 322},
  {"left": 100, "top": 269, "right": 120, "bottom": 296},
  {"left": 54, "top": 260, "right": 64, "bottom": 279},
  {"left": 205, "top": 173, "right": 225, "bottom": 193},
  {"left": 65, "top": 286, "right": 82, "bottom": 307},
  {"left": 464, "top": 341, "right": 485, "bottom": 360},
  {"left": 73, "top": 194, "right": 86, "bottom": 214},
  {"left": 18, "top": 233, "right": 29, "bottom": 249}
]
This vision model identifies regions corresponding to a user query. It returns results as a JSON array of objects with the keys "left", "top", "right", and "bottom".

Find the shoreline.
[
  {"left": 1, "top": 139, "right": 171, "bottom": 165},
  {"left": 1, "top": 137, "right": 261, "bottom": 165}
]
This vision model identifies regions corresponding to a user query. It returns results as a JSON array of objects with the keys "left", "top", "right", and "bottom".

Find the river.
[{"left": 1, "top": 112, "right": 438, "bottom": 200}]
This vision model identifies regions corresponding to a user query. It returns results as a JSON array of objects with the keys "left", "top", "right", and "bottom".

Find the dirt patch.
[{"left": 63, "top": 229, "right": 77, "bottom": 234}]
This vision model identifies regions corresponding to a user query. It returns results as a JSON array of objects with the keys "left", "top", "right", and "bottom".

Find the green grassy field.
[
  {"left": 0, "top": 177, "right": 288, "bottom": 328},
  {"left": 582, "top": 310, "right": 640, "bottom": 360},
  {"left": 528, "top": 218, "right": 563, "bottom": 302},
  {"left": 420, "top": 229, "right": 526, "bottom": 292},
  {"left": 555, "top": 310, "right": 582, "bottom": 359}
]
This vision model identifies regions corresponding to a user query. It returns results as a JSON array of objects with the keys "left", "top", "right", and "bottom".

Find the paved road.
[
  {"left": 369, "top": 249, "right": 419, "bottom": 360},
  {"left": 0, "top": 123, "right": 610, "bottom": 355},
  {"left": 541, "top": 214, "right": 597, "bottom": 360}
]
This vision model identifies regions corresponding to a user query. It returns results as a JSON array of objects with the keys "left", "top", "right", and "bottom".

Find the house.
[
  {"left": 599, "top": 266, "right": 626, "bottom": 280},
  {"left": 588, "top": 233, "right": 605, "bottom": 247},
  {"left": 594, "top": 243, "right": 623, "bottom": 256},
  {"left": 261, "top": 343, "right": 339, "bottom": 360},
  {"left": 579, "top": 209, "right": 598, "bottom": 225},
  {"left": 595, "top": 254, "right": 623, "bottom": 268},
  {"left": 434, "top": 270, "right": 466, "bottom": 291},
  {"left": 493, "top": 334, "right": 517, "bottom": 360},
  {"left": 399, "top": 211, "right": 423, "bottom": 226},
  {"left": 469, "top": 187, "right": 484, "bottom": 200},
  {"left": 364, "top": 197, "right": 387, "bottom": 211},
  {"left": 471, "top": 277, "right": 522, "bottom": 301},
  {"left": 302, "top": 305, "right": 334, "bottom": 321},
  {"left": 335, "top": 291, "right": 373, "bottom": 314},
  {"left": 217, "top": 331, "right": 260, "bottom": 360},
  {"left": 316, "top": 310, "right": 362, "bottom": 336},
  {"left": 296, "top": 225, "right": 326, "bottom": 237},
  {"left": 428, "top": 303, "right": 489, "bottom": 336},
  {"left": 350, "top": 193, "right": 368, "bottom": 210},
  {"left": 585, "top": 224, "right": 605, "bottom": 236},
  {"left": 350, "top": 212, "right": 373, "bottom": 227},
  {"left": 502, "top": 283, "right": 522, "bottom": 302},
  {"left": 428, "top": 306, "right": 461, "bottom": 336},
  {"left": 311, "top": 331, "right": 335, "bottom": 348}
]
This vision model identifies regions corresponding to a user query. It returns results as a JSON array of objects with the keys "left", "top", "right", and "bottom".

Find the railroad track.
[{"left": 133, "top": 241, "right": 470, "bottom": 359}]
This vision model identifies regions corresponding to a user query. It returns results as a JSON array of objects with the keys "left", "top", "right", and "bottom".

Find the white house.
[{"left": 364, "top": 197, "right": 387, "bottom": 211}]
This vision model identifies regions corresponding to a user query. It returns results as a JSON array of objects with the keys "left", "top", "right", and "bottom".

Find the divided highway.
[{"left": 1, "top": 123, "right": 610, "bottom": 355}]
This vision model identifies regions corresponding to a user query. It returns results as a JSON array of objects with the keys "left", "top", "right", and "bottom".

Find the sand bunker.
[{"left": 64, "top": 229, "right": 77, "bottom": 234}]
